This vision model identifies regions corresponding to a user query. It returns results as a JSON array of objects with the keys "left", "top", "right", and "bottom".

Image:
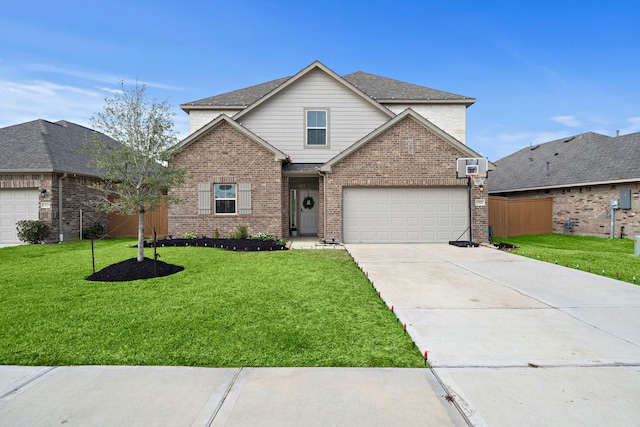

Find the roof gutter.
[
  {"left": 179, "top": 104, "right": 246, "bottom": 113},
  {"left": 377, "top": 98, "right": 476, "bottom": 106},
  {"left": 489, "top": 177, "right": 640, "bottom": 194}
]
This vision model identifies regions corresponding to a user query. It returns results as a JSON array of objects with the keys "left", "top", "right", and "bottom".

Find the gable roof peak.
[
  {"left": 176, "top": 114, "right": 289, "bottom": 162},
  {"left": 182, "top": 62, "right": 475, "bottom": 112},
  {"left": 232, "top": 60, "right": 394, "bottom": 120},
  {"left": 320, "top": 108, "right": 489, "bottom": 172}
]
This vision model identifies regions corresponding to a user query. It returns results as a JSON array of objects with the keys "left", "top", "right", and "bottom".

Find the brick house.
[
  {"left": 170, "top": 61, "right": 491, "bottom": 243},
  {"left": 0, "top": 119, "right": 110, "bottom": 245},
  {"left": 489, "top": 131, "right": 640, "bottom": 238}
]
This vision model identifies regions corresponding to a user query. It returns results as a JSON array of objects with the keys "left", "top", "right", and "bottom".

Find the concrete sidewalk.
[
  {"left": 0, "top": 366, "right": 466, "bottom": 426},
  {"left": 346, "top": 244, "right": 640, "bottom": 426}
]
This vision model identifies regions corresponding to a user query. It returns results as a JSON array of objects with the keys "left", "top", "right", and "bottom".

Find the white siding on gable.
[
  {"left": 238, "top": 69, "right": 391, "bottom": 163},
  {"left": 189, "top": 109, "right": 242, "bottom": 134},
  {"left": 386, "top": 104, "right": 467, "bottom": 144}
]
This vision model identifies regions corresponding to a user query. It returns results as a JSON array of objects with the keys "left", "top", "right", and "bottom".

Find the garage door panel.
[
  {"left": 453, "top": 217, "right": 467, "bottom": 227},
  {"left": 0, "top": 189, "right": 40, "bottom": 245},
  {"left": 376, "top": 217, "right": 390, "bottom": 227},
  {"left": 390, "top": 217, "right": 405, "bottom": 227},
  {"left": 343, "top": 187, "right": 468, "bottom": 243}
]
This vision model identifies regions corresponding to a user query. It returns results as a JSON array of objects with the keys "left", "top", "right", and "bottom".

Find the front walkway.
[
  {"left": 346, "top": 243, "right": 640, "bottom": 426},
  {"left": 288, "top": 236, "right": 345, "bottom": 250}
]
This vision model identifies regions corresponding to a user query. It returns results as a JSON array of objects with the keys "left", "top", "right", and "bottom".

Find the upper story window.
[
  {"left": 214, "top": 183, "right": 236, "bottom": 214},
  {"left": 306, "top": 110, "right": 327, "bottom": 146}
]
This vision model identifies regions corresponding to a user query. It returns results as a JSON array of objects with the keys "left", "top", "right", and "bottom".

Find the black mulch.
[
  {"left": 494, "top": 242, "right": 519, "bottom": 250},
  {"left": 86, "top": 238, "right": 288, "bottom": 282},
  {"left": 143, "top": 238, "right": 289, "bottom": 252},
  {"left": 86, "top": 257, "right": 184, "bottom": 282}
]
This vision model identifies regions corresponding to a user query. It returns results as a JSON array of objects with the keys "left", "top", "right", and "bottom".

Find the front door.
[{"left": 299, "top": 190, "right": 319, "bottom": 236}]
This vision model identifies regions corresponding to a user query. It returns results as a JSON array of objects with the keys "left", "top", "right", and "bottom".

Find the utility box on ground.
[{"left": 635, "top": 236, "right": 640, "bottom": 257}]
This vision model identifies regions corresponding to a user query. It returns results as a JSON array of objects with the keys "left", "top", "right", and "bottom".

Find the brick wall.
[
  {"left": 504, "top": 182, "right": 640, "bottom": 238},
  {"left": 55, "top": 175, "right": 108, "bottom": 241},
  {"left": 321, "top": 115, "right": 489, "bottom": 242},
  {"left": 0, "top": 173, "right": 107, "bottom": 242},
  {"left": 169, "top": 121, "right": 284, "bottom": 239}
]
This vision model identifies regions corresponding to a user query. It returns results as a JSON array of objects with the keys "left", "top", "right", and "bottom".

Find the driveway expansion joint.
[{"left": 0, "top": 366, "right": 56, "bottom": 401}]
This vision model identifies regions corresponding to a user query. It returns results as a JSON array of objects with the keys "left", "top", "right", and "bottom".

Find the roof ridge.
[
  {"left": 182, "top": 63, "right": 474, "bottom": 109},
  {"left": 491, "top": 130, "right": 640, "bottom": 193},
  {"left": 38, "top": 120, "right": 60, "bottom": 170}
]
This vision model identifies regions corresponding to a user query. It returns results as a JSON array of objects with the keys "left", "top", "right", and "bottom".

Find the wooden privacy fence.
[
  {"left": 108, "top": 200, "right": 168, "bottom": 238},
  {"left": 489, "top": 196, "right": 552, "bottom": 237}
]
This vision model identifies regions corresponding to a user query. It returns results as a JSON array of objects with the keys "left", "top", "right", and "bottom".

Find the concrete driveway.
[{"left": 346, "top": 243, "right": 640, "bottom": 426}]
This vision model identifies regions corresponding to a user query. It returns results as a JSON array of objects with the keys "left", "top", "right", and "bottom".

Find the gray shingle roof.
[
  {"left": 342, "top": 72, "right": 473, "bottom": 103},
  {"left": 181, "top": 77, "right": 291, "bottom": 109},
  {"left": 490, "top": 131, "right": 640, "bottom": 193},
  {"left": 0, "top": 119, "right": 113, "bottom": 176},
  {"left": 181, "top": 70, "right": 474, "bottom": 109}
]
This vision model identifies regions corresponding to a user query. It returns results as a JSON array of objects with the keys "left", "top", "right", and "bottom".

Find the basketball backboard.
[{"left": 456, "top": 158, "right": 488, "bottom": 179}]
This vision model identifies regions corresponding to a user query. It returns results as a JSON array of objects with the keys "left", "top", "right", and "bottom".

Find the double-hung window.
[
  {"left": 214, "top": 184, "right": 236, "bottom": 214},
  {"left": 306, "top": 110, "right": 327, "bottom": 146}
]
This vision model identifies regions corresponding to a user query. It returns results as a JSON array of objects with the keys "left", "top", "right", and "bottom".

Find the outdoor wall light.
[{"left": 40, "top": 189, "right": 47, "bottom": 195}]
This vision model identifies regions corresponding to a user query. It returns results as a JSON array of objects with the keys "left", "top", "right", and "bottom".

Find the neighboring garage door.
[
  {"left": 343, "top": 187, "right": 468, "bottom": 243},
  {"left": 0, "top": 189, "right": 40, "bottom": 245}
]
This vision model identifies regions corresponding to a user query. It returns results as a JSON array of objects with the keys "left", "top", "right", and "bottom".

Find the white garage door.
[
  {"left": 0, "top": 189, "right": 40, "bottom": 245},
  {"left": 343, "top": 187, "right": 468, "bottom": 243}
]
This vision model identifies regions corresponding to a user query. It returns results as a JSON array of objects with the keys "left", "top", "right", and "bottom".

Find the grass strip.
[
  {"left": 0, "top": 239, "right": 423, "bottom": 367},
  {"left": 494, "top": 233, "right": 640, "bottom": 284}
]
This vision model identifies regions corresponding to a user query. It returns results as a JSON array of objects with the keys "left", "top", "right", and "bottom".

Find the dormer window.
[{"left": 306, "top": 109, "right": 328, "bottom": 146}]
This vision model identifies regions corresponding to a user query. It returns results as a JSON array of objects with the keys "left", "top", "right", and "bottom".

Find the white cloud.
[
  {"left": 0, "top": 80, "right": 103, "bottom": 128},
  {"left": 26, "top": 63, "right": 185, "bottom": 91},
  {"left": 97, "top": 86, "right": 124, "bottom": 95},
  {"left": 550, "top": 115, "right": 581, "bottom": 127},
  {"left": 627, "top": 116, "right": 640, "bottom": 126},
  {"left": 616, "top": 116, "right": 640, "bottom": 136},
  {"left": 0, "top": 79, "right": 190, "bottom": 140}
]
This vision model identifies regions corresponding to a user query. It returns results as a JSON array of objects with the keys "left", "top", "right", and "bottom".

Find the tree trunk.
[{"left": 137, "top": 208, "right": 145, "bottom": 262}]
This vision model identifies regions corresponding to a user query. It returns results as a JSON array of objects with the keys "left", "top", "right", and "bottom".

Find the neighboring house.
[
  {"left": 0, "top": 119, "right": 110, "bottom": 245},
  {"left": 489, "top": 131, "right": 640, "bottom": 237},
  {"left": 170, "top": 61, "right": 491, "bottom": 243}
]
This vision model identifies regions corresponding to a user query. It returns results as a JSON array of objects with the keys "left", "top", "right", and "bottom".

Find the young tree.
[{"left": 88, "top": 81, "right": 186, "bottom": 262}]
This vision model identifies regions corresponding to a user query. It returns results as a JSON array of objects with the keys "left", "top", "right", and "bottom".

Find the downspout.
[{"left": 58, "top": 173, "right": 68, "bottom": 242}]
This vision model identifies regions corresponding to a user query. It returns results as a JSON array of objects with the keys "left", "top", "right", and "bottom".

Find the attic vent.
[
  {"left": 530, "top": 145, "right": 540, "bottom": 150},
  {"left": 564, "top": 137, "right": 575, "bottom": 142}
]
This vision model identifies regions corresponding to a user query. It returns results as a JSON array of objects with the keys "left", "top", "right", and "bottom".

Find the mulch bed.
[
  {"left": 86, "top": 258, "right": 184, "bottom": 282},
  {"left": 86, "top": 238, "right": 287, "bottom": 282},
  {"left": 143, "top": 238, "right": 289, "bottom": 252},
  {"left": 494, "top": 242, "right": 519, "bottom": 250}
]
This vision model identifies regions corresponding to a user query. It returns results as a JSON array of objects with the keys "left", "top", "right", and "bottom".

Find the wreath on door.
[{"left": 303, "top": 195, "right": 315, "bottom": 210}]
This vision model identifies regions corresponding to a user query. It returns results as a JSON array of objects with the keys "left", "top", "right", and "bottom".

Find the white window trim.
[
  {"left": 214, "top": 183, "right": 237, "bottom": 215},
  {"left": 304, "top": 108, "right": 329, "bottom": 148}
]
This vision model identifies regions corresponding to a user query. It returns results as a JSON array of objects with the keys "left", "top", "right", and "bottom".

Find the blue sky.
[{"left": 1, "top": 0, "right": 638, "bottom": 161}]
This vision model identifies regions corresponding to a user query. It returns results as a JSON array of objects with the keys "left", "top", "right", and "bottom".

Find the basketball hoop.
[{"left": 468, "top": 172, "right": 485, "bottom": 188}]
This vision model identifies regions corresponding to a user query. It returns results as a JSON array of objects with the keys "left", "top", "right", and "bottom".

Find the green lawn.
[
  {"left": 494, "top": 233, "right": 640, "bottom": 285},
  {"left": 0, "top": 240, "right": 423, "bottom": 367}
]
